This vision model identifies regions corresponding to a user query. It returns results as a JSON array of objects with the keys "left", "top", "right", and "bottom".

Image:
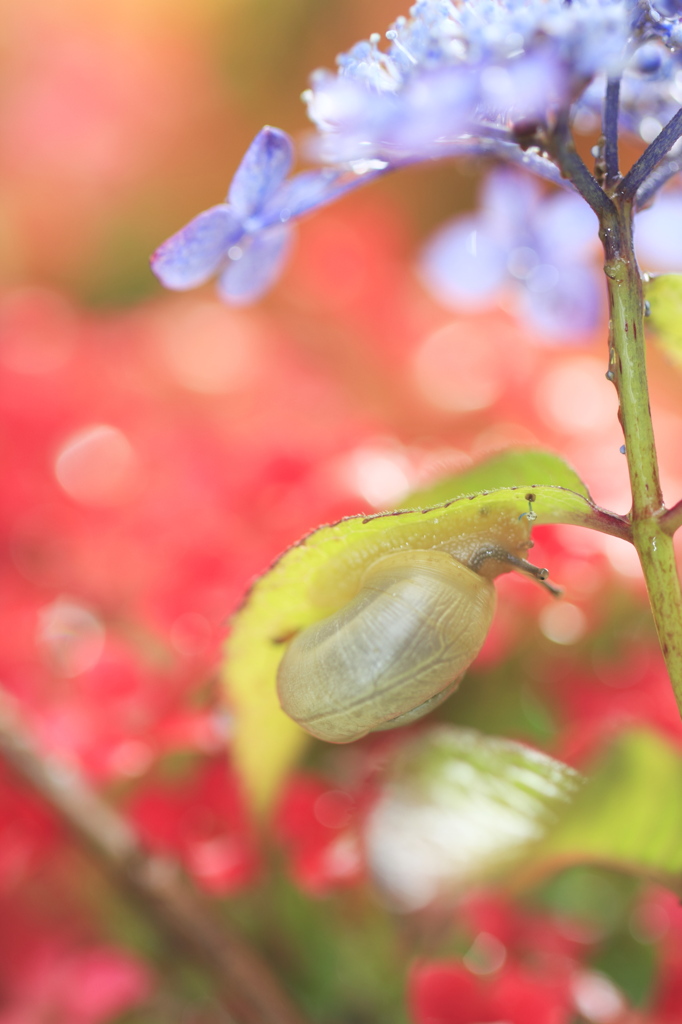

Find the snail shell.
[{"left": 276, "top": 549, "right": 495, "bottom": 743}]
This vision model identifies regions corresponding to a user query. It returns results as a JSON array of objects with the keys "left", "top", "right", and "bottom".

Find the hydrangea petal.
[
  {"left": 257, "top": 169, "right": 376, "bottom": 229},
  {"left": 419, "top": 216, "right": 509, "bottom": 308},
  {"left": 387, "top": 68, "right": 475, "bottom": 158},
  {"left": 533, "top": 192, "right": 599, "bottom": 262},
  {"left": 481, "top": 169, "right": 542, "bottom": 245},
  {"left": 636, "top": 193, "right": 682, "bottom": 270},
  {"left": 520, "top": 264, "right": 604, "bottom": 339},
  {"left": 480, "top": 51, "right": 568, "bottom": 122},
  {"left": 217, "top": 225, "right": 293, "bottom": 306},
  {"left": 228, "top": 127, "right": 294, "bottom": 220},
  {"left": 306, "top": 73, "right": 375, "bottom": 135},
  {"left": 151, "top": 205, "right": 242, "bottom": 290},
  {"left": 306, "top": 0, "right": 633, "bottom": 163}
]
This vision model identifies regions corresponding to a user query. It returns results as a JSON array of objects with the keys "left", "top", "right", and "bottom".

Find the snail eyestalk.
[
  {"left": 500, "top": 551, "right": 563, "bottom": 595},
  {"left": 468, "top": 545, "right": 561, "bottom": 595}
]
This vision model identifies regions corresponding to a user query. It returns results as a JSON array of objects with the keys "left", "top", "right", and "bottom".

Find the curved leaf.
[
  {"left": 364, "top": 726, "right": 582, "bottom": 909},
  {"left": 515, "top": 729, "right": 682, "bottom": 893},
  {"left": 224, "top": 484, "right": 629, "bottom": 811},
  {"left": 408, "top": 448, "right": 592, "bottom": 507}
]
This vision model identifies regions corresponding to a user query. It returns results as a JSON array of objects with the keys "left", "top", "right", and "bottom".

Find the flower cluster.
[
  {"left": 418, "top": 167, "right": 603, "bottom": 339},
  {"left": 151, "top": 0, "right": 682, "bottom": 320},
  {"left": 305, "top": 0, "right": 629, "bottom": 164},
  {"left": 151, "top": 126, "right": 377, "bottom": 304}
]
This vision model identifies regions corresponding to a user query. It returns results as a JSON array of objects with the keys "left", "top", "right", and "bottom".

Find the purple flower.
[
  {"left": 418, "top": 168, "right": 603, "bottom": 340},
  {"left": 304, "top": 0, "right": 630, "bottom": 166},
  {"left": 636, "top": 188, "right": 682, "bottom": 268},
  {"left": 150, "top": 1, "right": 682, "bottom": 312},
  {"left": 576, "top": 41, "right": 682, "bottom": 148},
  {"left": 151, "top": 127, "right": 373, "bottom": 305}
]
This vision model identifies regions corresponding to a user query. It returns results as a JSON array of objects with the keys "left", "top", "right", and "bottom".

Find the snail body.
[{"left": 277, "top": 548, "right": 496, "bottom": 743}]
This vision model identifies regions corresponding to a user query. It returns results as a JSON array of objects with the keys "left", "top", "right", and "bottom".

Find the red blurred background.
[{"left": 4, "top": 1, "right": 682, "bottom": 1021}]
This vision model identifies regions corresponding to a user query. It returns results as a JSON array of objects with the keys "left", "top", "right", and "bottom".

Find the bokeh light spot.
[
  {"left": 54, "top": 424, "right": 138, "bottom": 505},
  {"left": 342, "top": 447, "right": 412, "bottom": 508},
  {"left": 539, "top": 602, "right": 587, "bottom": 645},
  {"left": 37, "top": 596, "right": 105, "bottom": 677},
  {"left": 170, "top": 612, "right": 212, "bottom": 657},
  {"left": 157, "top": 301, "right": 261, "bottom": 394},
  {"left": 414, "top": 322, "right": 504, "bottom": 412},
  {"left": 462, "top": 932, "right": 507, "bottom": 975},
  {"left": 600, "top": 535, "right": 643, "bottom": 578},
  {"left": 108, "top": 740, "right": 154, "bottom": 779},
  {"left": 187, "top": 837, "right": 245, "bottom": 892},
  {"left": 314, "top": 790, "right": 353, "bottom": 830},
  {"left": 572, "top": 970, "right": 626, "bottom": 1024},
  {"left": 537, "top": 357, "right": 617, "bottom": 434}
]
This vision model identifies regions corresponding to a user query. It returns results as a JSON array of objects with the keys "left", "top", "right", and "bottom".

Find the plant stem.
[
  {"left": 619, "top": 107, "right": 682, "bottom": 200},
  {"left": 0, "top": 688, "right": 309, "bottom": 1024},
  {"left": 661, "top": 499, "right": 682, "bottom": 536},
  {"left": 600, "top": 199, "right": 682, "bottom": 706},
  {"left": 603, "top": 77, "right": 621, "bottom": 187},
  {"left": 549, "top": 112, "right": 615, "bottom": 218}
]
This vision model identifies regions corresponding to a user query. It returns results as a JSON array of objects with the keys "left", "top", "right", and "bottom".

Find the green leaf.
[
  {"left": 644, "top": 274, "right": 682, "bottom": 367},
  {"left": 408, "top": 448, "right": 592, "bottom": 507},
  {"left": 363, "top": 726, "right": 583, "bottom": 909},
  {"left": 223, "top": 482, "right": 628, "bottom": 811},
  {"left": 516, "top": 729, "right": 682, "bottom": 893}
]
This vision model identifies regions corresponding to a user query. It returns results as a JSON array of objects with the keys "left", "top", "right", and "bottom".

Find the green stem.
[{"left": 601, "top": 198, "right": 682, "bottom": 707}]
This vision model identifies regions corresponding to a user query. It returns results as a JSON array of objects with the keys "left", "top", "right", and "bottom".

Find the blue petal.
[
  {"left": 388, "top": 68, "right": 476, "bottom": 157},
  {"left": 228, "top": 127, "right": 294, "bottom": 220},
  {"left": 532, "top": 191, "right": 599, "bottom": 264},
  {"left": 419, "top": 215, "right": 509, "bottom": 309},
  {"left": 481, "top": 168, "right": 542, "bottom": 246},
  {"left": 636, "top": 194, "right": 682, "bottom": 271},
  {"left": 150, "top": 205, "right": 242, "bottom": 290},
  {"left": 480, "top": 51, "right": 568, "bottom": 123},
  {"left": 217, "top": 225, "right": 293, "bottom": 305},
  {"left": 256, "top": 168, "right": 377, "bottom": 228},
  {"left": 520, "top": 265, "right": 604, "bottom": 341}
]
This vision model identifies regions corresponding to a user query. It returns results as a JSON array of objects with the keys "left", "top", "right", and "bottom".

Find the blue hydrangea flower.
[
  {"left": 152, "top": 0, "right": 682, "bottom": 316},
  {"left": 418, "top": 168, "right": 603, "bottom": 340},
  {"left": 636, "top": 185, "right": 682, "bottom": 268},
  {"left": 151, "top": 126, "right": 375, "bottom": 305},
  {"left": 304, "top": 0, "right": 630, "bottom": 165},
  {"left": 576, "top": 39, "right": 682, "bottom": 151}
]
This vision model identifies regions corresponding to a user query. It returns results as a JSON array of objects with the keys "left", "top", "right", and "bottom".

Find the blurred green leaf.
[
  {"left": 408, "top": 448, "right": 591, "bottom": 506},
  {"left": 645, "top": 274, "right": 682, "bottom": 367},
  {"left": 363, "top": 726, "right": 583, "bottom": 909},
  {"left": 225, "top": 476, "right": 630, "bottom": 813},
  {"left": 517, "top": 729, "right": 682, "bottom": 892},
  {"left": 255, "top": 880, "right": 410, "bottom": 1024}
]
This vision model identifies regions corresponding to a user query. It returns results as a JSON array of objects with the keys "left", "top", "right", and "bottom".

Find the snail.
[{"left": 276, "top": 540, "right": 557, "bottom": 744}]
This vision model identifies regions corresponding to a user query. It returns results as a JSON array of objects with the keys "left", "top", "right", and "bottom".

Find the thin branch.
[
  {"left": 0, "top": 688, "right": 309, "bottom": 1024},
  {"left": 604, "top": 78, "right": 621, "bottom": 187},
  {"left": 600, "top": 202, "right": 682, "bottom": 700},
  {"left": 660, "top": 499, "right": 682, "bottom": 536},
  {"left": 635, "top": 157, "right": 682, "bottom": 210},
  {"left": 549, "top": 113, "right": 615, "bottom": 217},
  {"left": 619, "top": 107, "right": 682, "bottom": 200}
]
